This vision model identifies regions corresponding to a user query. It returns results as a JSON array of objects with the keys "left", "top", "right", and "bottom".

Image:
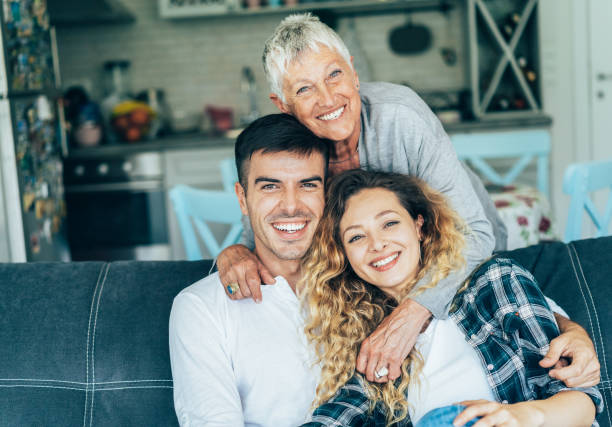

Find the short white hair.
[{"left": 262, "top": 13, "right": 352, "bottom": 103}]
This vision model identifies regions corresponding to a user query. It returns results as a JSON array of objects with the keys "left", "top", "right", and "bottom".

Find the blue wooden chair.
[
  {"left": 451, "top": 130, "right": 550, "bottom": 197},
  {"left": 563, "top": 159, "right": 612, "bottom": 242},
  {"left": 169, "top": 184, "right": 243, "bottom": 260},
  {"left": 220, "top": 157, "right": 239, "bottom": 193}
]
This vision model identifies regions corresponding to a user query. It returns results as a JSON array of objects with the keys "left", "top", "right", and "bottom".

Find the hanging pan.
[{"left": 388, "top": 17, "right": 432, "bottom": 55}]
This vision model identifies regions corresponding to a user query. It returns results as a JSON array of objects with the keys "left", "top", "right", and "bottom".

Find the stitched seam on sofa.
[
  {"left": 93, "top": 385, "right": 174, "bottom": 391},
  {"left": 83, "top": 264, "right": 104, "bottom": 425},
  {"left": 566, "top": 245, "right": 596, "bottom": 344},
  {"left": 570, "top": 244, "right": 611, "bottom": 427},
  {"left": 0, "top": 379, "right": 88, "bottom": 385},
  {"left": 0, "top": 379, "right": 87, "bottom": 389},
  {"left": 0, "top": 384, "right": 88, "bottom": 391},
  {"left": 0, "top": 384, "right": 173, "bottom": 391},
  {"left": 568, "top": 244, "right": 611, "bottom": 427},
  {"left": 89, "top": 262, "right": 110, "bottom": 427},
  {"left": 84, "top": 263, "right": 110, "bottom": 427},
  {"left": 0, "top": 379, "right": 172, "bottom": 385},
  {"left": 570, "top": 244, "right": 610, "bottom": 383}
]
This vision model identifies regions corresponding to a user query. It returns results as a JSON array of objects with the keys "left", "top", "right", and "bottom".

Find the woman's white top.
[{"left": 407, "top": 318, "right": 496, "bottom": 424}]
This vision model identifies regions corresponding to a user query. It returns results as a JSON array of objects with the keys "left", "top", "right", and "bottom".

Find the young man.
[{"left": 169, "top": 114, "right": 329, "bottom": 425}]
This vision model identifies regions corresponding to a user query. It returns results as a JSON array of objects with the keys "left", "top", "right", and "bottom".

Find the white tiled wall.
[{"left": 55, "top": 0, "right": 468, "bottom": 124}]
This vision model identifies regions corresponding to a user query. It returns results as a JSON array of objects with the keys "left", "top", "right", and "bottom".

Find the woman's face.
[
  {"left": 270, "top": 45, "right": 362, "bottom": 147},
  {"left": 339, "top": 188, "right": 424, "bottom": 300}
]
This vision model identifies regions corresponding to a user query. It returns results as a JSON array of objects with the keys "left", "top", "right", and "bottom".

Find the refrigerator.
[{"left": 0, "top": 0, "right": 69, "bottom": 262}]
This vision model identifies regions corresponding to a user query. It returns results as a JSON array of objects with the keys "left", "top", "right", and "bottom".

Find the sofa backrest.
[
  {"left": 500, "top": 238, "right": 611, "bottom": 427},
  {"left": 0, "top": 260, "right": 213, "bottom": 426},
  {"left": 1, "top": 238, "right": 610, "bottom": 426}
]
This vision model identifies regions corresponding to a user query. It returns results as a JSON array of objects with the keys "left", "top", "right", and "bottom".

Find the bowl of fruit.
[{"left": 111, "top": 100, "right": 156, "bottom": 143}]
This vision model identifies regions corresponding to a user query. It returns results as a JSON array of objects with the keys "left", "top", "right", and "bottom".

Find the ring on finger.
[
  {"left": 374, "top": 366, "right": 388, "bottom": 379},
  {"left": 227, "top": 282, "right": 239, "bottom": 295}
]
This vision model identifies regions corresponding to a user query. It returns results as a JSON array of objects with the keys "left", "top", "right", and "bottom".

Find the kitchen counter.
[
  {"left": 66, "top": 115, "right": 552, "bottom": 159},
  {"left": 443, "top": 114, "right": 552, "bottom": 133},
  {"left": 67, "top": 132, "right": 234, "bottom": 159}
]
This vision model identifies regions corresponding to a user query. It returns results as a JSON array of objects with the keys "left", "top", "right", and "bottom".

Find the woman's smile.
[{"left": 370, "top": 251, "right": 400, "bottom": 271}]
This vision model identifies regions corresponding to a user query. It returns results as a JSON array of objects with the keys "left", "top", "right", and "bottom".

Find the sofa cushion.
[
  {"left": 502, "top": 237, "right": 611, "bottom": 427},
  {"left": 0, "top": 260, "right": 213, "bottom": 427}
]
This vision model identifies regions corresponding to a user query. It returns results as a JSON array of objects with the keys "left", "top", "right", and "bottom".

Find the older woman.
[
  {"left": 216, "top": 14, "right": 599, "bottom": 387},
  {"left": 299, "top": 169, "right": 602, "bottom": 426}
]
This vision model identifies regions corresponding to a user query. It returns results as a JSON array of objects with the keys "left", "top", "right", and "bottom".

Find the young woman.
[{"left": 299, "top": 169, "right": 602, "bottom": 427}]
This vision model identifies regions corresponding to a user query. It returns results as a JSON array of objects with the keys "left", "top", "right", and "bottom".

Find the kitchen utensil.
[
  {"left": 240, "top": 66, "right": 259, "bottom": 126},
  {"left": 206, "top": 105, "right": 234, "bottom": 133},
  {"left": 136, "top": 88, "right": 172, "bottom": 137},
  {"left": 389, "top": 18, "right": 432, "bottom": 55}
]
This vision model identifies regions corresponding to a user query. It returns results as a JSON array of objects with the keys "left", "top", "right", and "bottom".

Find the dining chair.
[
  {"left": 563, "top": 159, "right": 612, "bottom": 242},
  {"left": 169, "top": 184, "right": 243, "bottom": 260},
  {"left": 451, "top": 130, "right": 551, "bottom": 197},
  {"left": 220, "top": 157, "right": 239, "bottom": 193}
]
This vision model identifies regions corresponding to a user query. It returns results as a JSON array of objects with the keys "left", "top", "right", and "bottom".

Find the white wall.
[
  {"left": 538, "top": 0, "right": 588, "bottom": 235},
  {"left": 539, "top": 0, "right": 610, "bottom": 236}
]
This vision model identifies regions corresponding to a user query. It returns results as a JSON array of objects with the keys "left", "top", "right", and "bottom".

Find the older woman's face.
[
  {"left": 270, "top": 45, "right": 362, "bottom": 146},
  {"left": 339, "top": 188, "right": 423, "bottom": 300}
]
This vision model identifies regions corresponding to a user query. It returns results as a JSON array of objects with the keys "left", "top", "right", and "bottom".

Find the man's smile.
[{"left": 271, "top": 220, "right": 309, "bottom": 240}]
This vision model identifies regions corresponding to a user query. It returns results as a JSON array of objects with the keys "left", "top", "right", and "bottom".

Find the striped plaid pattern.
[{"left": 302, "top": 258, "right": 603, "bottom": 427}]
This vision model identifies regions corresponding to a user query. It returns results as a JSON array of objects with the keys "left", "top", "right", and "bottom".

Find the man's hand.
[
  {"left": 217, "top": 244, "right": 276, "bottom": 303},
  {"left": 454, "top": 400, "right": 544, "bottom": 427},
  {"left": 356, "top": 299, "right": 431, "bottom": 383},
  {"left": 539, "top": 314, "right": 601, "bottom": 387}
]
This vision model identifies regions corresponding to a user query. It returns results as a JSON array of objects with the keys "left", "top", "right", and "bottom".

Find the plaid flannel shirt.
[{"left": 302, "top": 257, "right": 604, "bottom": 427}]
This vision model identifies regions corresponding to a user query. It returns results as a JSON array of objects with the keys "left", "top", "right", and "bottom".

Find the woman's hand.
[
  {"left": 356, "top": 299, "right": 431, "bottom": 382},
  {"left": 217, "top": 244, "right": 276, "bottom": 302},
  {"left": 453, "top": 400, "right": 544, "bottom": 427}
]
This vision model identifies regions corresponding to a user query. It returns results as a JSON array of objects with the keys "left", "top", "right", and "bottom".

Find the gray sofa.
[{"left": 1, "top": 238, "right": 611, "bottom": 427}]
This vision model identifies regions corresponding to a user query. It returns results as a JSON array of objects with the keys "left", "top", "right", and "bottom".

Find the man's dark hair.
[{"left": 235, "top": 113, "right": 331, "bottom": 189}]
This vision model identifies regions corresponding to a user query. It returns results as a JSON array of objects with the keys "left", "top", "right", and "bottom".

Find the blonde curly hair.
[{"left": 299, "top": 169, "right": 467, "bottom": 425}]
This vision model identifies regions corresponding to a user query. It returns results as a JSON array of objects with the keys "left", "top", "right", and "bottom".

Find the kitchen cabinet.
[
  {"left": 159, "top": 0, "right": 455, "bottom": 19},
  {"left": 164, "top": 146, "right": 235, "bottom": 260}
]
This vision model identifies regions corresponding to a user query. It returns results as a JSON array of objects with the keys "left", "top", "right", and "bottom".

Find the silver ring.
[{"left": 374, "top": 366, "right": 388, "bottom": 379}]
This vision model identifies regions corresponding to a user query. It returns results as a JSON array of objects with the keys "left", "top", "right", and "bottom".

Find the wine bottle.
[
  {"left": 502, "top": 12, "right": 521, "bottom": 39},
  {"left": 517, "top": 56, "right": 537, "bottom": 83}
]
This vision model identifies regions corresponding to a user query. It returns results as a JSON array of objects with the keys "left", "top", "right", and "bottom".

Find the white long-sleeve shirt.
[{"left": 169, "top": 273, "right": 319, "bottom": 426}]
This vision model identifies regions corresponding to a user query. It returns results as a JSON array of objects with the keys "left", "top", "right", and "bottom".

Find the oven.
[{"left": 64, "top": 152, "right": 170, "bottom": 261}]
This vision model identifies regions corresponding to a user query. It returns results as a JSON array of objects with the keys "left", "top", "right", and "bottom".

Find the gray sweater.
[
  {"left": 355, "top": 82, "right": 499, "bottom": 317},
  {"left": 240, "top": 82, "right": 504, "bottom": 318}
]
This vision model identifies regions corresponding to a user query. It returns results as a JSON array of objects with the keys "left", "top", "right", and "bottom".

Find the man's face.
[
  {"left": 270, "top": 45, "right": 362, "bottom": 146},
  {"left": 236, "top": 150, "right": 326, "bottom": 262}
]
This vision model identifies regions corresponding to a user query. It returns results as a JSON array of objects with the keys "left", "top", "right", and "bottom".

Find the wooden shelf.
[
  {"left": 159, "top": 0, "right": 455, "bottom": 19},
  {"left": 467, "top": 0, "right": 542, "bottom": 118}
]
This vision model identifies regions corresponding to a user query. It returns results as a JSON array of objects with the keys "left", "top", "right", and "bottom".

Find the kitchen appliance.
[
  {"left": 63, "top": 152, "right": 170, "bottom": 261},
  {"left": 0, "top": 0, "right": 70, "bottom": 262},
  {"left": 239, "top": 66, "right": 259, "bottom": 126},
  {"left": 101, "top": 59, "right": 131, "bottom": 142}
]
